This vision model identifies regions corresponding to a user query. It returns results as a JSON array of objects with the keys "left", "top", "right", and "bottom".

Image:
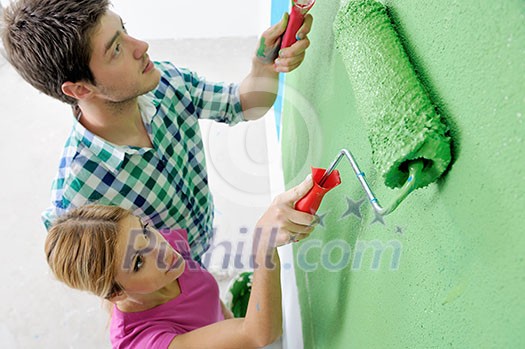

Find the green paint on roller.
[{"left": 333, "top": 0, "right": 452, "bottom": 189}]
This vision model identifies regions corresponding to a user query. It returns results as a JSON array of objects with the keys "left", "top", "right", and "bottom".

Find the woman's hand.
[
  {"left": 256, "top": 175, "right": 318, "bottom": 248},
  {"left": 169, "top": 176, "right": 318, "bottom": 349}
]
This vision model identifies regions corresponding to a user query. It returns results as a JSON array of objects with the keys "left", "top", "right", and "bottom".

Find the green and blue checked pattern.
[{"left": 42, "top": 61, "right": 245, "bottom": 261}]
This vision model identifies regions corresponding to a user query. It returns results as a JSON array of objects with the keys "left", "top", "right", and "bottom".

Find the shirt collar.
[
  {"left": 137, "top": 94, "right": 160, "bottom": 124},
  {"left": 71, "top": 118, "right": 126, "bottom": 172},
  {"left": 70, "top": 95, "right": 161, "bottom": 173}
]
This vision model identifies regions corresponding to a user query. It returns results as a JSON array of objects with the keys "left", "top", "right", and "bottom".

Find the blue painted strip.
[
  {"left": 274, "top": 78, "right": 284, "bottom": 139},
  {"left": 357, "top": 172, "right": 365, "bottom": 177},
  {"left": 371, "top": 198, "right": 378, "bottom": 203},
  {"left": 271, "top": 0, "right": 290, "bottom": 140},
  {"left": 271, "top": 0, "right": 289, "bottom": 24}
]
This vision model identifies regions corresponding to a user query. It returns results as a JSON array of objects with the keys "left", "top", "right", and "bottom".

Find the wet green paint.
[
  {"left": 281, "top": 0, "right": 525, "bottom": 347},
  {"left": 256, "top": 37, "right": 280, "bottom": 64},
  {"left": 257, "top": 37, "right": 268, "bottom": 59},
  {"left": 333, "top": 0, "right": 451, "bottom": 189}
]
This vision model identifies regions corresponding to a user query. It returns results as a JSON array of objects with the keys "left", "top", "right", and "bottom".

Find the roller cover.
[{"left": 333, "top": 0, "right": 452, "bottom": 189}]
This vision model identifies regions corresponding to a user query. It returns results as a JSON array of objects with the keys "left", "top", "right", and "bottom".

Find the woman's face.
[{"left": 114, "top": 215, "right": 185, "bottom": 295}]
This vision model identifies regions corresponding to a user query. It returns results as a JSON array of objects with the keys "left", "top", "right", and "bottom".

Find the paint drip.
[{"left": 333, "top": 0, "right": 452, "bottom": 189}]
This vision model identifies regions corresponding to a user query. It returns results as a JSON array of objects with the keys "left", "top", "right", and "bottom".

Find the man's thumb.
[{"left": 268, "top": 12, "right": 289, "bottom": 40}]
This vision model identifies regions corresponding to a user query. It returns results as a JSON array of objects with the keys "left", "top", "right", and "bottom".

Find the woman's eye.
[
  {"left": 143, "top": 223, "right": 151, "bottom": 238},
  {"left": 134, "top": 255, "right": 144, "bottom": 272}
]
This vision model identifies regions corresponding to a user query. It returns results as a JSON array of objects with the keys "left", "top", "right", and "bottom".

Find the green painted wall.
[{"left": 281, "top": 0, "right": 525, "bottom": 347}]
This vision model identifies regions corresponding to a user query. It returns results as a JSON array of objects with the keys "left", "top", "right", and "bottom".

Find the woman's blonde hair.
[{"left": 45, "top": 205, "right": 132, "bottom": 299}]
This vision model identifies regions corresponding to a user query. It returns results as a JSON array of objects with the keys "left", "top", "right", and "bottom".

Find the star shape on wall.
[
  {"left": 340, "top": 196, "right": 366, "bottom": 221},
  {"left": 370, "top": 210, "right": 386, "bottom": 225},
  {"left": 395, "top": 226, "right": 404, "bottom": 235},
  {"left": 315, "top": 212, "right": 328, "bottom": 227}
]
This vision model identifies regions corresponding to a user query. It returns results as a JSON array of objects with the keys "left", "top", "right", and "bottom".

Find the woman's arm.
[
  {"left": 220, "top": 300, "right": 234, "bottom": 320},
  {"left": 169, "top": 176, "right": 316, "bottom": 348}
]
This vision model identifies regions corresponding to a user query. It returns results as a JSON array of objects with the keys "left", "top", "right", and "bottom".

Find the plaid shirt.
[{"left": 42, "top": 61, "right": 245, "bottom": 260}]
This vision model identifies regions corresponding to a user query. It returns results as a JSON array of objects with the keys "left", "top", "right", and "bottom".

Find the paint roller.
[
  {"left": 281, "top": 0, "right": 316, "bottom": 49},
  {"left": 294, "top": 0, "right": 452, "bottom": 216}
]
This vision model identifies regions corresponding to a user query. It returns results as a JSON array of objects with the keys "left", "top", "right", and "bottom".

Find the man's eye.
[
  {"left": 114, "top": 43, "right": 121, "bottom": 55},
  {"left": 134, "top": 255, "right": 144, "bottom": 272}
]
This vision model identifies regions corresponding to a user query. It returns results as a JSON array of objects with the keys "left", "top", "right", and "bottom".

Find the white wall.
[
  {"left": 112, "top": 0, "right": 270, "bottom": 40},
  {"left": 1, "top": 0, "right": 270, "bottom": 39},
  {"left": 0, "top": 1, "right": 277, "bottom": 348}
]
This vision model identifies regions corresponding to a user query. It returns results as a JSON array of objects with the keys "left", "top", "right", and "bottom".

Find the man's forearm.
[{"left": 239, "top": 58, "right": 280, "bottom": 121}]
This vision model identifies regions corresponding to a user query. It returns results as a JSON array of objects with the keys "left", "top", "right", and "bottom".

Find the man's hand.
[
  {"left": 255, "top": 13, "right": 313, "bottom": 73},
  {"left": 239, "top": 14, "right": 313, "bottom": 120}
]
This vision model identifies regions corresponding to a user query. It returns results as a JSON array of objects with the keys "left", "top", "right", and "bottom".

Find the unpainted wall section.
[{"left": 281, "top": 0, "right": 525, "bottom": 347}]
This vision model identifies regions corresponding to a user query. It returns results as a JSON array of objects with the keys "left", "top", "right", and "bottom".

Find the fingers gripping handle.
[
  {"left": 295, "top": 167, "right": 342, "bottom": 214},
  {"left": 281, "top": 0, "right": 316, "bottom": 48}
]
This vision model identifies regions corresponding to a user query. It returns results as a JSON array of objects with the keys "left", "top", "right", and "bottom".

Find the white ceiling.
[
  {"left": 1, "top": 0, "right": 271, "bottom": 40},
  {"left": 110, "top": 0, "right": 270, "bottom": 40}
]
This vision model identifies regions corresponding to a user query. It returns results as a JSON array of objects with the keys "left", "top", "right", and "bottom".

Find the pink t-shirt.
[{"left": 110, "top": 229, "right": 224, "bottom": 349}]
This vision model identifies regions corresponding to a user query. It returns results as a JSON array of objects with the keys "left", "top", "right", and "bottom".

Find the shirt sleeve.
[
  {"left": 41, "top": 175, "right": 88, "bottom": 231},
  {"left": 41, "top": 136, "right": 83, "bottom": 231},
  {"left": 41, "top": 206, "right": 57, "bottom": 231},
  {"left": 159, "top": 62, "right": 246, "bottom": 126},
  {"left": 41, "top": 153, "right": 110, "bottom": 231},
  {"left": 41, "top": 171, "right": 70, "bottom": 231},
  {"left": 117, "top": 326, "right": 178, "bottom": 349}
]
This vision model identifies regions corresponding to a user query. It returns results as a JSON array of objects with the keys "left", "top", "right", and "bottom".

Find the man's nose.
[{"left": 129, "top": 36, "right": 149, "bottom": 60}]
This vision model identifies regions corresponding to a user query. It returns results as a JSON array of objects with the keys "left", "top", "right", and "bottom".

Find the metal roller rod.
[{"left": 318, "top": 149, "right": 423, "bottom": 216}]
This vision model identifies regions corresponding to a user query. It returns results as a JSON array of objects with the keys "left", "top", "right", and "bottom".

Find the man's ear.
[{"left": 61, "top": 81, "right": 93, "bottom": 101}]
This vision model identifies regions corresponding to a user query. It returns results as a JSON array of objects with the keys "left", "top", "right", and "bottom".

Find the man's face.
[{"left": 87, "top": 11, "right": 161, "bottom": 103}]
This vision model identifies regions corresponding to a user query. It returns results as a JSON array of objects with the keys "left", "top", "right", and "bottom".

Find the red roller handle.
[
  {"left": 281, "top": 0, "right": 316, "bottom": 49},
  {"left": 295, "top": 167, "right": 342, "bottom": 214}
]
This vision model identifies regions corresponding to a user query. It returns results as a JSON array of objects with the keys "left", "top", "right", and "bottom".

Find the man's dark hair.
[{"left": 1, "top": 0, "right": 110, "bottom": 105}]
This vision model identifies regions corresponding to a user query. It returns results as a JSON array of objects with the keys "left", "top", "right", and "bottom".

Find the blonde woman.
[{"left": 45, "top": 176, "right": 317, "bottom": 348}]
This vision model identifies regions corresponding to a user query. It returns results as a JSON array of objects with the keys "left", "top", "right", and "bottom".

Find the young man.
[{"left": 2, "top": 0, "right": 312, "bottom": 262}]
